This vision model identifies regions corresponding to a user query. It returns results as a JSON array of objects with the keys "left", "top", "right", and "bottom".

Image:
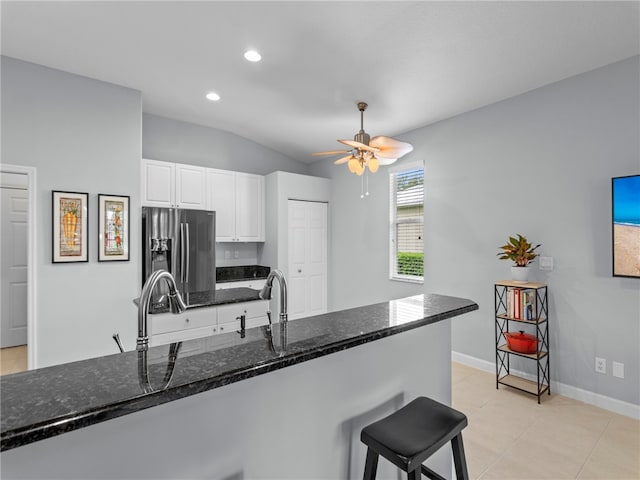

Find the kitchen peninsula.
[{"left": 1, "top": 293, "right": 477, "bottom": 479}]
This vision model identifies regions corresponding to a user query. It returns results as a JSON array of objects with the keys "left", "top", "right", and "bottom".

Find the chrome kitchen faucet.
[{"left": 259, "top": 269, "right": 288, "bottom": 356}]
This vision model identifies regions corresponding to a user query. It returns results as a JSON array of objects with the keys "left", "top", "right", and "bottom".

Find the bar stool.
[{"left": 360, "top": 396, "right": 469, "bottom": 480}]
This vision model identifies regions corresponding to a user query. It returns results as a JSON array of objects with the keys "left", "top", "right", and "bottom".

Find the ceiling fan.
[{"left": 312, "top": 102, "right": 414, "bottom": 176}]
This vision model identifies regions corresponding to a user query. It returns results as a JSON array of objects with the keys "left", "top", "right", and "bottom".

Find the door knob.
[{"left": 298, "top": 269, "right": 302, "bottom": 273}]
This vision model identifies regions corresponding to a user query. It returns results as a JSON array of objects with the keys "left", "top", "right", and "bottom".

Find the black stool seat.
[{"left": 361, "top": 397, "right": 469, "bottom": 480}]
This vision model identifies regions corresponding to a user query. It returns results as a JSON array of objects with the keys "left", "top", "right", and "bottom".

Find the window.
[{"left": 389, "top": 164, "right": 424, "bottom": 282}]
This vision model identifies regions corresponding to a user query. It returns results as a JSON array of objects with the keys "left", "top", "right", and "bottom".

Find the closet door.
[{"left": 288, "top": 200, "right": 327, "bottom": 320}]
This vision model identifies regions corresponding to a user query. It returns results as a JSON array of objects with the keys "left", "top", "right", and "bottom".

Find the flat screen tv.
[{"left": 612, "top": 174, "right": 640, "bottom": 278}]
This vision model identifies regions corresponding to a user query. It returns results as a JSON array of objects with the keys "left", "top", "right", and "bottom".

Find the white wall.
[
  {"left": 1, "top": 56, "right": 142, "bottom": 367},
  {"left": 313, "top": 56, "right": 640, "bottom": 405}
]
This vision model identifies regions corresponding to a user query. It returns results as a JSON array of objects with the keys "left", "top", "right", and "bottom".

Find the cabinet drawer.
[
  {"left": 217, "top": 300, "right": 269, "bottom": 324},
  {"left": 150, "top": 307, "right": 217, "bottom": 335},
  {"left": 216, "top": 279, "right": 266, "bottom": 291},
  {"left": 150, "top": 324, "right": 219, "bottom": 347}
]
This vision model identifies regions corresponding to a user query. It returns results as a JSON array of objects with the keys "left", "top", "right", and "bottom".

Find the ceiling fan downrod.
[{"left": 354, "top": 102, "right": 370, "bottom": 146}]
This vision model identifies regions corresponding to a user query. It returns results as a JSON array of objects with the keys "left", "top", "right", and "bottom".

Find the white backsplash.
[{"left": 216, "top": 242, "right": 259, "bottom": 267}]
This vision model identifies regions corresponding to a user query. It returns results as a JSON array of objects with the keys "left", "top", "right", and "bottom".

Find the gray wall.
[
  {"left": 312, "top": 56, "right": 640, "bottom": 405},
  {"left": 1, "top": 58, "right": 313, "bottom": 367},
  {"left": 143, "top": 113, "right": 309, "bottom": 176},
  {"left": 1, "top": 56, "right": 142, "bottom": 367},
  {"left": 309, "top": 159, "right": 425, "bottom": 311}
]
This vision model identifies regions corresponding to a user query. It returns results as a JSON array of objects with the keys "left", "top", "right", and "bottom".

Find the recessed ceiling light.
[
  {"left": 206, "top": 92, "right": 221, "bottom": 102},
  {"left": 244, "top": 50, "right": 262, "bottom": 62}
]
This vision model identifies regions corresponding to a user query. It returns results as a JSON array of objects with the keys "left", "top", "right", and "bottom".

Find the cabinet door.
[
  {"left": 176, "top": 164, "right": 206, "bottom": 209},
  {"left": 142, "top": 159, "right": 175, "bottom": 207},
  {"left": 235, "top": 173, "right": 265, "bottom": 241},
  {"left": 206, "top": 169, "right": 236, "bottom": 241}
]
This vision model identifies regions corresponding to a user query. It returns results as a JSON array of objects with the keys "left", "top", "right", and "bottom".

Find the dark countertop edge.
[{"left": 1, "top": 299, "right": 477, "bottom": 452}]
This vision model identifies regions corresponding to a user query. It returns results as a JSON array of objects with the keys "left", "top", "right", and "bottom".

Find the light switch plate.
[
  {"left": 539, "top": 256, "right": 553, "bottom": 271},
  {"left": 613, "top": 361, "right": 624, "bottom": 379}
]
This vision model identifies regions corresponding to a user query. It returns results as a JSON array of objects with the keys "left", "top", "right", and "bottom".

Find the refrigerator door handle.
[
  {"left": 180, "top": 222, "right": 186, "bottom": 284},
  {"left": 184, "top": 223, "right": 190, "bottom": 284}
]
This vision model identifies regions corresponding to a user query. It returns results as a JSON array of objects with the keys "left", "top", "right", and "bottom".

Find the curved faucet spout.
[
  {"left": 138, "top": 269, "right": 186, "bottom": 350},
  {"left": 259, "top": 269, "right": 288, "bottom": 355}
]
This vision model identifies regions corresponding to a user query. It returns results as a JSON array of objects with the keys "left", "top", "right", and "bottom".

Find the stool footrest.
[{"left": 420, "top": 464, "right": 447, "bottom": 480}]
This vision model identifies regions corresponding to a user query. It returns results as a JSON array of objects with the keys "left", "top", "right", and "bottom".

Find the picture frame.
[
  {"left": 98, "top": 194, "right": 130, "bottom": 262},
  {"left": 52, "top": 190, "right": 89, "bottom": 263}
]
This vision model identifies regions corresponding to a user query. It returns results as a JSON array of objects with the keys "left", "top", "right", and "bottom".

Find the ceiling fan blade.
[
  {"left": 376, "top": 157, "right": 398, "bottom": 166},
  {"left": 370, "top": 136, "right": 413, "bottom": 159},
  {"left": 338, "top": 139, "right": 379, "bottom": 152},
  {"left": 333, "top": 155, "right": 353, "bottom": 165},
  {"left": 311, "top": 150, "right": 351, "bottom": 156}
]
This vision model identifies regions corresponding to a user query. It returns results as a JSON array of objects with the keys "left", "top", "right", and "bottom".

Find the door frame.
[{"left": 0, "top": 164, "right": 37, "bottom": 369}]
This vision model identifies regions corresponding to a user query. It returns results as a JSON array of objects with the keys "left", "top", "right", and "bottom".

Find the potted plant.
[{"left": 497, "top": 234, "right": 541, "bottom": 282}]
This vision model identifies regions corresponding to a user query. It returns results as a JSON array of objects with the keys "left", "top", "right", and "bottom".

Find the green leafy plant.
[
  {"left": 397, "top": 252, "right": 424, "bottom": 276},
  {"left": 497, "top": 234, "right": 541, "bottom": 267}
]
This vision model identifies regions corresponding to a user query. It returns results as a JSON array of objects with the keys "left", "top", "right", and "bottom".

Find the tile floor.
[
  {"left": 452, "top": 362, "right": 640, "bottom": 479},
  {"left": 0, "top": 345, "right": 27, "bottom": 376}
]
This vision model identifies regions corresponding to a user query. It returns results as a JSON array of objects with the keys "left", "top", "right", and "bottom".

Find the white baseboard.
[{"left": 452, "top": 351, "right": 640, "bottom": 420}]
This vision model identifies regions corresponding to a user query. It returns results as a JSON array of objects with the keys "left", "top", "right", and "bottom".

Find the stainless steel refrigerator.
[{"left": 141, "top": 207, "right": 216, "bottom": 313}]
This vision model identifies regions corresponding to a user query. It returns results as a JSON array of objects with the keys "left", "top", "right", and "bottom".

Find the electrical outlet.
[
  {"left": 224, "top": 250, "right": 230, "bottom": 260},
  {"left": 234, "top": 250, "right": 239, "bottom": 258},
  {"left": 613, "top": 361, "right": 624, "bottom": 379},
  {"left": 595, "top": 357, "right": 606, "bottom": 374}
]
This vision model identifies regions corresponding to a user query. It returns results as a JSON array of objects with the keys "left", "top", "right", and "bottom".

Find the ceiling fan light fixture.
[
  {"left": 348, "top": 158, "right": 359, "bottom": 173},
  {"left": 312, "top": 102, "right": 414, "bottom": 195}
]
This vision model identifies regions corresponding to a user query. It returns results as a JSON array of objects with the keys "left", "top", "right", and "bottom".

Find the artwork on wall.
[
  {"left": 52, "top": 190, "right": 88, "bottom": 263},
  {"left": 612, "top": 174, "right": 640, "bottom": 278},
  {"left": 98, "top": 194, "right": 130, "bottom": 262}
]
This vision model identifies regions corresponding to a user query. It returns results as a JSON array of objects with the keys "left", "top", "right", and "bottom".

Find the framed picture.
[
  {"left": 98, "top": 194, "right": 130, "bottom": 262},
  {"left": 52, "top": 191, "right": 88, "bottom": 263},
  {"left": 612, "top": 174, "right": 640, "bottom": 278}
]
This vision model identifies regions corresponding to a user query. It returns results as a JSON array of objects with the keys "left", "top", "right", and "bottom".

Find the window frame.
[{"left": 389, "top": 160, "right": 424, "bottom": 284}]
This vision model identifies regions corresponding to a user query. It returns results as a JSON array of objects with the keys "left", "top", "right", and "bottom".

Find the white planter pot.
[{"left": 511, "top": 266, "right": 530, "bottom": 283}]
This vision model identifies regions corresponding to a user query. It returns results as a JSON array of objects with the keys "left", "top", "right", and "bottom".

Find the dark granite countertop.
[
  {"left": 0, "top": 293, "right": 477, "bottom": 452},
  {"left": 150, "top": 287, "right": 262, "bottom": 313}
]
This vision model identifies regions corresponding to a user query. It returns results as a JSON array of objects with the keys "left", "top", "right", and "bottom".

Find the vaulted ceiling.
[{"left": 2, "top": 1, "right": 638, "bottom": 163}]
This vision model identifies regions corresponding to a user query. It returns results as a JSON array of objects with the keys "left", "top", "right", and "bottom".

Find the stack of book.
[{"left": 506, "top": 287, "right": 537, "bottom": 321}]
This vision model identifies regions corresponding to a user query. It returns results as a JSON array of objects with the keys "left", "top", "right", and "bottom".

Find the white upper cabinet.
[
  {"left": 206, "top": 169, "right": 264, "bottom": 242},
  {"left": 141, "top": 159, "right": 175, "bottom": 207},
  {"left": 235, "top": 173, "right": 264, "bottom": 242},
  {"left": 141, "top": 159, "right": 206, "bottom": 209},
  {"left": 206, "top": 169, "right": 236, "bottom": 241},
  {"left": 175, "top": 163, "right": 206, "bottom": 209}
]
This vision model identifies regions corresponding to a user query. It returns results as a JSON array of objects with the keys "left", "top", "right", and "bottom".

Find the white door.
[
  {"left": 1, "top": 186, "right": 28, "bottom": 347},
  {"left": 288, "top": 200, "right": 327, "bottom": 320}
]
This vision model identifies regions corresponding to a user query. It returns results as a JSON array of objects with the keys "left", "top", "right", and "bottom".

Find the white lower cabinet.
[
  {"left": 217, "top": 300, "right": 269, "bottom": 333},
  {"left": 149, "top": 301, "right": 269, "bottom": 346}
]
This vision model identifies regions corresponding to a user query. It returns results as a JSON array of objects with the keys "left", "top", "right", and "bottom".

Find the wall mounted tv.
[{"left": 612, "top": 174, "right": 640, "bottom": 278}]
